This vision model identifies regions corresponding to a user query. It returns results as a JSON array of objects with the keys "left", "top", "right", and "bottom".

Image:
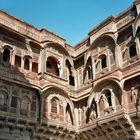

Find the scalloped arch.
[
  {"left": 87, "top": 78, "right": 122, "bottom": 108},
  {"left": 42, "top": 85, "right": 74, "bottom": 112},
  {"left": 44, "top": 41, "right": 74, "bottom": 67},
  {"left": 85, "top": 33, "right": 116, "bottom": 62}
]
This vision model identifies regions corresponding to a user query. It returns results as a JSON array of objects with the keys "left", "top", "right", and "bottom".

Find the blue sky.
[{"left": 0, "top": 0, "right": 133, "bottom": 45}]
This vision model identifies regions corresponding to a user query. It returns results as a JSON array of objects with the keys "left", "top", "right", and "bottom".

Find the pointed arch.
[
  {"left": 42, "top": 86, "right": 74, "bottom": 113},
  {"left": 0, "top": 90, "right": 8, "bottom": 111},
  {"left": 83, "top": 56, "right": 92, "bottom": 82},
  {"left": 20, "top": 96, "right": 31, "bottom": 115}
]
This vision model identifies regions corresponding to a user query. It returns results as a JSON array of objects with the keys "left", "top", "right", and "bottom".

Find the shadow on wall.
[
  {"left": 124, "top": 76, "right": 140, "bottom": 117},
  {"left": 66, "top": 103, "right": 74, "bottom": 125},
  {"left": 86, "top": 98, "right": 98, "bottom": 124},
  {"left": 0, "top": 47, "right": 30, "bottom": 83},
  {"left": 0, "top": 47, "right": 41, "bottom": 139}
]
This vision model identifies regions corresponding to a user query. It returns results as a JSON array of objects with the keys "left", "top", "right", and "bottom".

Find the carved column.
[
  {"left": 91, "top": 56, "right": 95, "bottom": 80},
  {"left": 135, "top": 36, "right": 140, "bottom": 58},
  {"left": 11, "top": 50, "right": 15, "bottom": 66},
  {"left": 107, "top": 48, "right": 111, "bottom": 71},
  {"left": 40, "top": 43, "right": 47, "bottom": 74}
]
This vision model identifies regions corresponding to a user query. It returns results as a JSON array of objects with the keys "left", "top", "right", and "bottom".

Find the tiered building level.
[{"left": 0, "top": 1, "right": 140, "bottom": 140}]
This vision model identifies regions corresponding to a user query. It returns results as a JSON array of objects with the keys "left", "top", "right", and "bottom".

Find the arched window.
[
  {"left": 24, "top": 58, "right": 30, "bottom": 70},
  {"left": 31, "top": 95, "right": 37, "bottom": 117},
  {"left": 51, "top": 98, "right": 58, "bottom": 113},
  {"left": 15, "top": 55, "right": 21, "bottom": 67},
  {"left": 0, "top": 92, "right": 5, "bottom": 106},
  {"left": 129, "top": 44, "right": 137, "bottom": 58},
  {"left": 99, "top": 96, "right": 105, "bottom": 112},
  {"left": 0, "top": 90, "right": 7, "bottom": 111},
  {"left": 10, "top": 91, "right": 18, "bottom": 113},
  {"left": 2, "top": 48, "right": 10, "bottom": 63},
  {"left": 46, "top": 57, "right": 59, "bottom": 76},
  {"left": 101, "top": 55, "right": 107, "bottom": 69},
  {"left": 105, "top": 91, "right": 112, "bottom": 107},
  {"left": 87, "top": 66, "right": 91, "bottom": 79},
  {"left": 20, "top": 96, "right": 30, "bottom": 115}
]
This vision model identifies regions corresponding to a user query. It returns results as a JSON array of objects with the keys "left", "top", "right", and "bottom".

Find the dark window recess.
[
  {"left": 10, "top": 92, "right": 18, "bottom": 114},
  {"left": 15, "top": 55, "right": 21, "bottom": 67},
  {"left": 87, "top": 67, "right": 91, "bottom": 79},
  {"left": 2, "top": 48, "right": 10, "bottom": 63},
  {"left": 46, "top": 57, "right": 59, "bottom": 76},
  {"left": 101, "top": 57, "right": 107, "bottom": 69},
  {"left": 129, "top": 45, "right": 137, "bottom": 58},
  {"left": 105, "top": 92, "right": 112, "bottom": 106},
  {"left": 11, "top": 96, "right": 17, "bottom": 108},
  {"left": 69, "top": 75, "right": 75, "bottom": 86},
  {"left": 32, "top": 62, "right": 38, "bottom": 73},
  {"left": 24, "top": 58, "right": 30, "bottom": 70},
  {"left": 46, "top": 61, "right": 52, "bottom": 68},
  {"left": 31, "top": 101, "right": 36, "bottom": 112},
  {"left": 74, "top": 55, "right": 84, "bottom": 69}
]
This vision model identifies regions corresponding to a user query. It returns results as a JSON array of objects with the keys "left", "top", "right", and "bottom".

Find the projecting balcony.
[
  {"left": 79, "top": 105, "right": 124, "bottom": 130},
  {"left": 0, "top": 64, "right": 39, "bottom": 86},
  {"left": 41, "top": 72, "right": 68, "bottom": 88},
  {"left": 42, "top": 118, "right": 77, "bottom": 132},
  {"left": 127, "top": 102, "right": 140, "bottom": 118},
  {"left": 42, "top": 111, "right": 76, "bottom": 132}
]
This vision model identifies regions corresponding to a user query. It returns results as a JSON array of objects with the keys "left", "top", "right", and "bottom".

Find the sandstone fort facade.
[{"left": 0, "top": 1, "right": 140, "bottom": 140}]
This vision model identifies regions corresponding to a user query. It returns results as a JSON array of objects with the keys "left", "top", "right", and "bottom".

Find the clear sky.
[{"left": 0, "top": 0, "right": 133, "bottom": 45}]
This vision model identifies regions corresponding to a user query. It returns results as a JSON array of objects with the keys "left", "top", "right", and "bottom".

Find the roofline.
[
  {"left": 88, "top": 16, "right": 116, "bottom": 36},
  {"left": 74, "top": 3, "right": 135, "bottom": 50},
  {"left": 0, "top": 10, "right": 66, "bottom": 42},
  {"left": 134, "top": 0, "right": 140, "bottom": 5},
  {"left": 74, "top": 36, "right": 89, "bottom": 48},
  {"left": 40, "top": 28, "right": 66, "bottom": 41},
  {"left": 0, "top": 1, "right": 136, "bottom": 48}
]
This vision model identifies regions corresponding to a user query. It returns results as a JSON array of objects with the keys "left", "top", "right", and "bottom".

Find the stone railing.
[{"left": 41, "top": 72, "right": 68, "bottom": 88}]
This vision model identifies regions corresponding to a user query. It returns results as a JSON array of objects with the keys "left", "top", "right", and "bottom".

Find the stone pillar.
[
  {"left": 91, "top": 56, "right": 95, "bottom": 80},
  {"left": 107, "top": 48, "right": 111, "bottom": 71},
  {"left": 135, "top": 36, "right": 140, "bottom": 57},
  {"left": 40, "top": 43, "right": 47, "bottom": 74},
  {"left": 74, "top": 108, "right": 79, "bottom": 128},
  {"left": 115, "top": 44, "right": 123, "bottom": 68},
  {"left": 40, "top": 95, "right": 45, "bottom": 122},
  {"left": 29, "top": 59, "right": 32, "bottom": 72},
  {"left": 11, "top": 51, "right": 15, "bottom": 66}
]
